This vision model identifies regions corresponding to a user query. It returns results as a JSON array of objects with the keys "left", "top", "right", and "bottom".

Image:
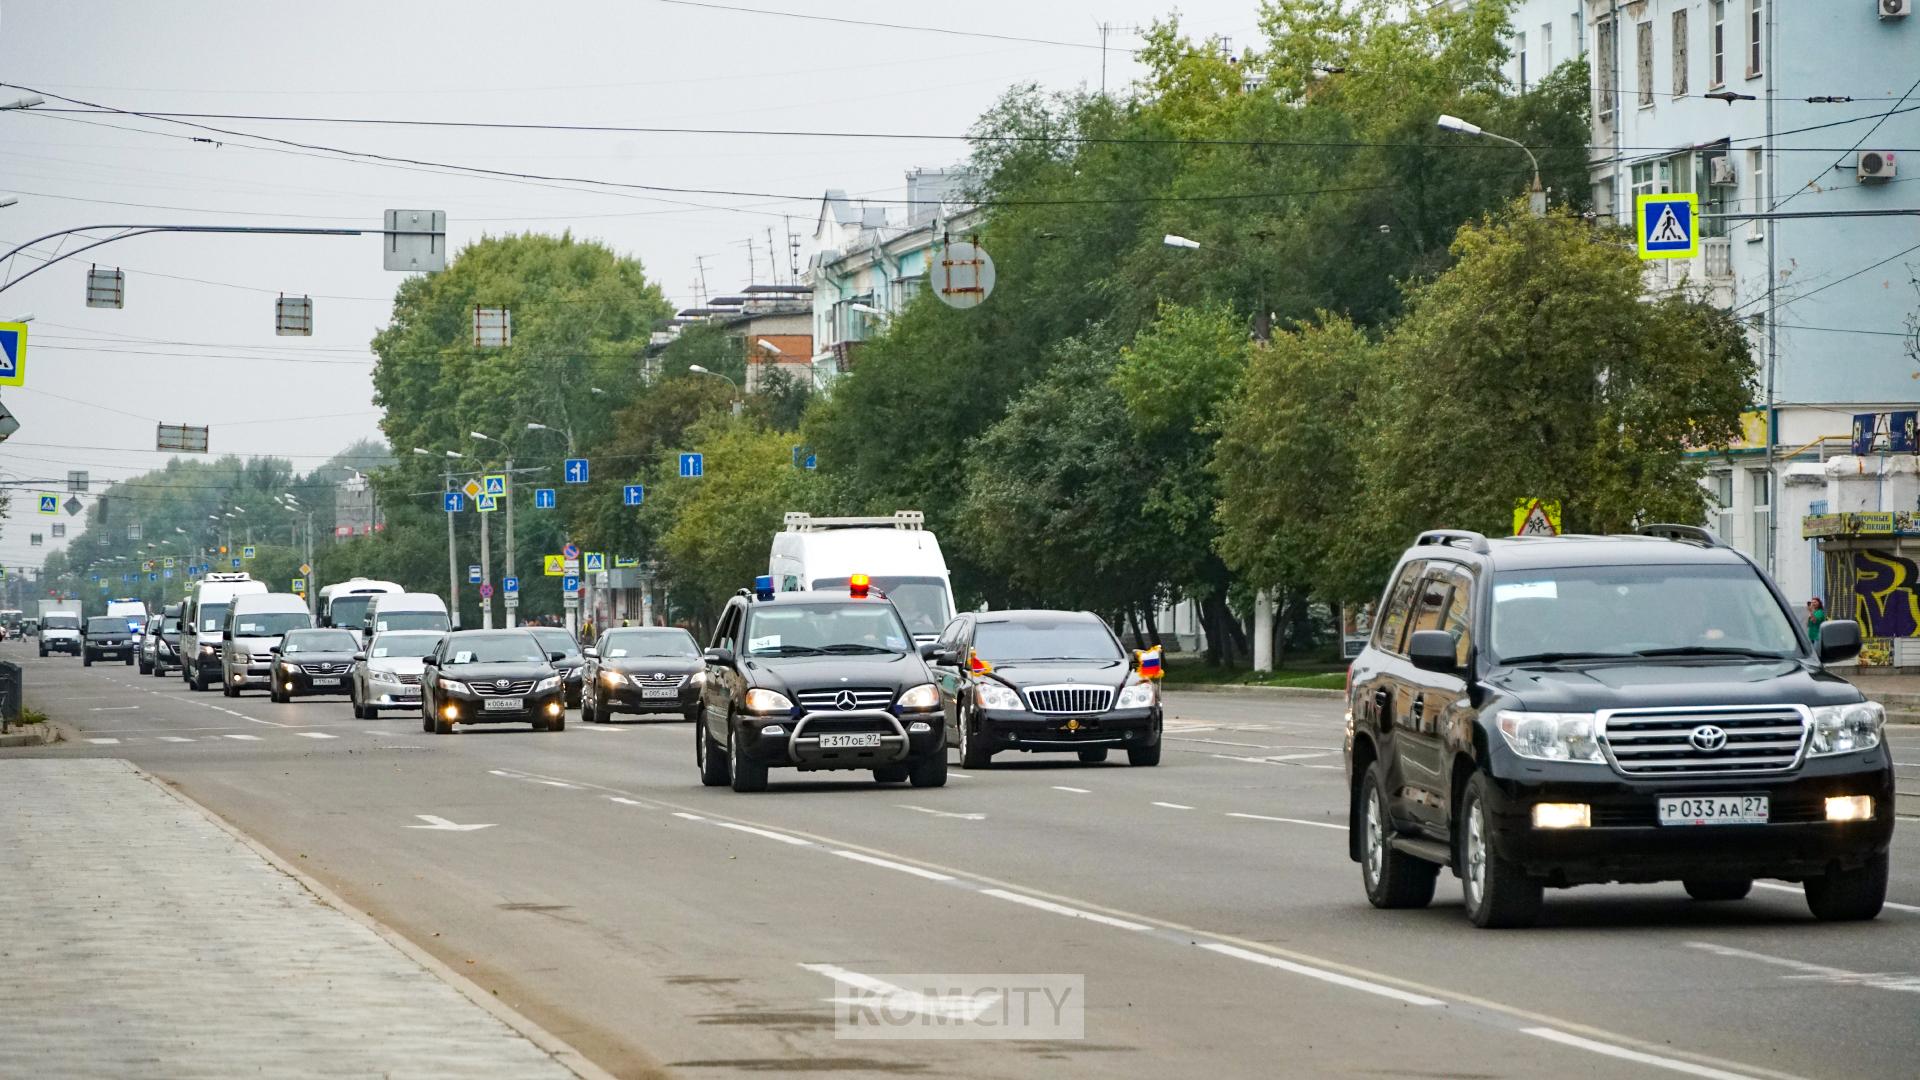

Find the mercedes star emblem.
[
  {"left": 1688, "top": 724, "right": 1729, "bottom": 752},
  {"left": 834, "top": 690, "right": 859, "bottom": 711}
]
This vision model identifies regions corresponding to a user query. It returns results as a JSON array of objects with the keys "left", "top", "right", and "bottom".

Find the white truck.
[
  {"left": 38, "top": 599, "right": 83, "bottom": 657},
  {"left": 769, "top": 510, "right": 956, "bottom": 642}
]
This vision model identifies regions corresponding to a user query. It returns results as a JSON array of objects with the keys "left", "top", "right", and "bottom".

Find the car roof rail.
[
  {"left": 1634, "top": 523, "right": 1727, "bottom": 547},
  {"left": 1414, "top": 529, "right": 1491, "bottom": 555}
]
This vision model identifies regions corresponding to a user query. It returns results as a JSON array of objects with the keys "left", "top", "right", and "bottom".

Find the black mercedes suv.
[
  {"left": 1346, "top": 525, "right": 1894, "bottom": 928},
  {"left": 929, "top": 609, "right": 1162, "bottom": 768},
  {"left": 696, "top": 578, "right": 947, "bottom": 792}
]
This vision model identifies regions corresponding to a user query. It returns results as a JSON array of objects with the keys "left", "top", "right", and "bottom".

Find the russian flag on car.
[{"left": 1136, "top": 646, "right": 1164, "bottom": 681}]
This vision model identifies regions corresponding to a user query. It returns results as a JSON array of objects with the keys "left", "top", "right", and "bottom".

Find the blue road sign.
[
  {"left": 483, "top": 474, "right": 507, "bottom": 496},
  {"left": 562, "top": 542, "right": 580, "bottom": 559},
  {"left": 564, "top": 458, "right": 589, "bottom": 484},
  {"left": 804, "top": 454, "right": 817, "bottom": 471},
  {"left": 164, "top": 570, "right": 173, "bottom": 580},
  {"left": 679, "top": 452, "right": 703, "bottom": 478},
  {"left": 476, "top": 493, "right": 498, "bottom": 513},
  {"left": 1636, "top": 192, "right": 1699, "bottom": 260},
  {"left": 231, "top": 558, "right": 242, "bottom": 569},
  {"left": 623, "top": 484, "right": 645, "bottom": 507},
  {"left": 534, "top": 488, "right": 556, "bottom": 509},
  {"left": 0, "top": 321, "right": 26, "bottom": 387},
  {"left": 148, "top": 572, "right": 157, "bottom": 582},
  {"left": 444, "top": 492, "right": 465, "bottom": 513},
  {"left": 36, "top": 494, "right": 56, "bottom": 515},
  {"left": 562, "top": 574, "right": 580, "bottom": 596},
  {"left": 503, "top": 576, "right": 519, "bottom": 596},
  {"left": 468, "top": 564, "right": 482, "bottom": 584},
  {"left": 584, "top": 552, "right": 605, "bottom": 572}
]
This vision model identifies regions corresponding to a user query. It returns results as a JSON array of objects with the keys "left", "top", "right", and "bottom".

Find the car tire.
[
  {"left": 124, "top": 655, "right": 134, "bottom": 666},
  {"left": 697, "top": 716, "right": 729, "bottom": 787},
  {"left": 908, "top": 752, "right": 948, "bottom": 788},
  {"left": 873, "top": 765, "right": 909, "bottom": 783},
  {"left": 432, "top": 708, "right": 453, "bottom": 736},
  {"left": 1126, "top": 741, "right": 1161, "bottom": 767},
  {"left": 1459, "top": 773, "right": 1543, "bottom": 929},
  {"left": 1804, "top": 852, "right": 1888, "bottom": 922},
  {"left": 38, "top": 648, "right": 46, "bottom": 658},
  {"left": 582, "top": 696, "right": 598, "bottom": 724},
  {"left": 1683, "top": 878, "right": 1754, "bottom": 902},
  {"left": 958, "top": 714, "right": 993, "bottom": 769},
  {"left": 269, "top": 688, "right": 286, "bottom": 705},
  {"left": 223, "top": 680, "right": 239, "bottom": 698},
  {"left": 139, "top": 661, "right": 152, "bottom": 675},
  {"left": 1077, "top": 747, "right": 1109, "bottom": 764},
  {"left": 83, "top": 655, "right": 93, "bottom": 667},
  {"left": 421, "top": 707, "right": 434, "bottom": 734},
  {"left": 547, "top": 710, "right": 566, "bottom": 732},
  {"left": 1359, "top": 762, "right": 1438, "bottom": 910},
  {"left": 727, "top": 725, "right": 766, "bottom": 793}
]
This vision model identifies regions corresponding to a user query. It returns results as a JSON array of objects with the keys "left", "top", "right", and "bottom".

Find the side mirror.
[
  {"left": 422, "top": 656, "right": 438, "bottom": 668},
  {"left": 918, "top": 643, "right": 942, "bottom": 660},
  {"left": 352, "top": 652, "right": 367, "bottom": 662},
  {"left": 1818, "top": 619, "right": 1862, "bottom": 665},
  {"left": 704, "top": 647, "right": 736, "bottom": 667},
  {"left": 583, "top": 647, "right": 599, "bottom": 659},
  {"left": 268, "top": 645, "right": 282, "bottom": 655},
  {"left": 549, "top": 651, "right": 568, "bottom": 663},
  {"left": 1407, "top": 629, "right": 1460, "bottom": 674}
]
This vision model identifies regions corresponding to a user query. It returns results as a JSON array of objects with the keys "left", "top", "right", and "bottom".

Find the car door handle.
[{"left": 1372, "top": 688, "right": 1390, "bottom": 708}]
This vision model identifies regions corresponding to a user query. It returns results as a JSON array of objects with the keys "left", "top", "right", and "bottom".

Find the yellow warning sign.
[
  {"left": 1513, "top": 498, "right": 1562, "bottom": 537},
  {"left": 543, "top": 554, "right": 566, "bottom": 577}
]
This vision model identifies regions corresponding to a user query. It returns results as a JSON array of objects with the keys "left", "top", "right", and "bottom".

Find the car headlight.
[
  {"left": 690, "top": 670, "right": 706, "bottom": 688},
  {"left": 973, "top": 680, "right": 1023, "bottom": 711},
  {"left": 1809, "top": 702, "right": 1884, "bottom": 756},
  {"left": 200, "top": 644, "right": 219, "bottom": 656},
  {"left": 1495, "top": 710, "right": 1604, "bottom": 764},
  {"left": 534, "top": 676, "right": 562, "bottom": 694},
  {"left": 1115, "top": 682, "right": 1158, "bottom": 709},
  {"left": 898, "top": 683, "right": 941, "bottom": 710},
  {"left": 439, "top": 679, "right": 472, "bottom": 695},
  {"left": 745, "top": 687, "right": 793, "bottom": 714},
  {"left": 602, "top": 669, "right": 627, "bottom": 687},
  {"left": 369, "top": 668, "right": 403, "bottom": 685}
]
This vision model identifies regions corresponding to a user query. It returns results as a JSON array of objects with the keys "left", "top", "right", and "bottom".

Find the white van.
[
  {"left": 181, "top": 574, "right": 268, "bottom": 691},
  {"left": 105, "top": 598, "right": 148, "bottom": 630},
  {"left": 363, "top": 592, "right": 451, "bottom": 636},
  {"left": 317, "top": 579, "right": 403, "bottom": 643},
  {"left": 220, "top": 593, "right": 314, "bottom": 696},
  {"left": 769, "top": 511, "right": 956, "bottom": 642}
]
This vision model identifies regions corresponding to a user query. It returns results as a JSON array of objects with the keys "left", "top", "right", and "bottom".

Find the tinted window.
[
  {"left": 973, "top": 617, "right": 1122, "bottom": 662},
  {"left": 743, "top": 603, "right": 913, "bottom": 656},
  {"left": 810, "top": 576, "right": 949, "bottom": 636},
  {"left": 87, "top": 617, "right": 128, "bottom": 633},
  {"left": 375, "top": 611, "right": 450, "bottom": 633},
  {"left": 601, "top": 629, "right": 700, "bottom": 658},
  {"left": 281, "top": 629, "right": 359, "bottom": 653},
  {"left": 327, "top": 595, "right": 381, "bottom": 629},
  {"left": 443, "top": 633, "right": 547, "bottom": 664},
  {"left": 1490, "top": 563, "right": 1800, "bottom": 661},
  {"left": 1373, "top": 561, "right": 1425, "bottom": 654},
  {"left": 160, "top": 617, "right": 180, "bottom": 634},
  {"left": 231, "top": 612, "right": 312, "bottom": 637},
  {"left": 529, "top": 628, "right": 580, "bottom": 657}
]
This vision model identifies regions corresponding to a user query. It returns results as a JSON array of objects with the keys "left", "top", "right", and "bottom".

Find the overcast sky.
[{"left": 0, "top": 0, "right": 1259, "bottom": 570}]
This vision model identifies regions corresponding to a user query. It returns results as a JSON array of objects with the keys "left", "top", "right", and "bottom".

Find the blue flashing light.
[{"left": 753, "top": 574, "right": 776, "bottom": 600}]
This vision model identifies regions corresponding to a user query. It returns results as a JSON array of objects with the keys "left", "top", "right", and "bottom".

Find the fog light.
[
  {"left": 761, "top": 724, "right": 787, "bottom": 737},
  {"left": 442, "top": 704, "right": 459, "bottom": 721},
  {"left": 283, "top": 681, "right": 294, "bottom": 692},
  {"left": 1531, "top": 802, "right": 1592, "bottom": 829},
  {"left": 547, "top": 702, "right": 562, "bottom": 717},
  {"left": 907, "top": 721, "right": 931, "bottom": 734},
  {"left": 1825, "top": 795, "right": 1874, "bottom": 822}
]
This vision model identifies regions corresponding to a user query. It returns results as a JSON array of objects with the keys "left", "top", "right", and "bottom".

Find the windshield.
[
  {"left": 443, "top": 633, "right": 547, "bottom": 665},
  {"left": 974, "top": 618, "right": 1123, "bottom": 662},
  {"left": 744, "top": 603, "right": 913, "bottom": 656},
  {"left": 327, "top": 594, "right": 382, "bottom": 628},
  {"left": 370, "top": 633, "right": 442, "bottom": 660},
  {"left": 231, "top": 612, "right": 312, "bottom": 637},
  {"left": 810, "top": 576, "right": 950, "bottom": 636},
  {"left": 1491, "top": 564, "right": 1802, "bottom": 662},
  {"left": 529, "top": 628, "right": 580, "bottom": 657},
  {"left": 161, "top": 618, "right": 180, "bottom": 634},
  {"left": 44, "top": 615, "right": 79, "bottom": 630},
  {"left": 602, "top": 629, "right": 700, "bottom": 659},
  {"left": 376, "top": 611, "right": 450, "bottom": 633},
  {"left": 282, "top": 630, "right": 358, "bottom": 654},
  {"left": 87, "top": 617, "right": 130, "bottom": 634},
  {"left": 198, "top": 604, "right": 229, "bottom": 633}
]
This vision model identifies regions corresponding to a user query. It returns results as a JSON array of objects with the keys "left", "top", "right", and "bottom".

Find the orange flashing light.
[{"left": 849, "top": 573, "right": 871, "bottom": 598}]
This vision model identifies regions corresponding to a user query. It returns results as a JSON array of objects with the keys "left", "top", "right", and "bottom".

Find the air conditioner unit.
[
  {"left": 1859, "top": 151, "right": 1898, "bottom": 181},
  {"left": 1709, "top": 156, "right": 1738, "bottom": 186},
  {"left": 1881, "top": 0, "right": 1910, "bottom": 19}
]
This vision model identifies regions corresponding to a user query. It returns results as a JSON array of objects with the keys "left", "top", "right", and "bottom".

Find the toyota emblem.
[
  {"left": 834, "top": 690, "right": 859, "bottom": 711},
  {"left": 1689, "top": 724, "right": 1729, "bottom": 752},
  {"left": 496, "top": 678, "right": 511, "bottom": 691},
  {"left": 654, "top": 672, "right": 666, "bottom": 680}
]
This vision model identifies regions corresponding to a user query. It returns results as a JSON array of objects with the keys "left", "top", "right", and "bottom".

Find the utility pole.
[
  {"left": 478, "top": 498, "right": 493, "bottom": 630},
  {"left": 445, "top": 466, "right": 460, "bottom": 629},
  {"left": 503, "top": 457, "right": 516, "bottom": 628}
]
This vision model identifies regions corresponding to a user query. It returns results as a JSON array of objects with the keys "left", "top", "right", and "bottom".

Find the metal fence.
[{"left": 0, "top": 660, "right": 20, "bottom": 731}]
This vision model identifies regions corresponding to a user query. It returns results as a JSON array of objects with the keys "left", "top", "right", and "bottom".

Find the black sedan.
[
  {"left": 267, "top": 628, "right": 362, "bottom": 703},
  {"left": 421, "top": 630, "right": 568, "bottom": 734},
  {"left": 581, "top": 626, "right": 704, "bottom": 724},
  {"left": 930, "top": 610, "right": 1163, "bottom": 768},
  {"left": 527, "top": 626, "right": 586, "bottom": 707}
]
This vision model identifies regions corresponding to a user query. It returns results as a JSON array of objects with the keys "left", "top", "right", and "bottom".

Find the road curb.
[
  {"left": 0, "top": 723, "right": 54, "bottom": 747},
  {"left": 135, "top": 766, "right": 624, "bottom": 1080},
  {"left": 1167, "top": 683, "right": 1345, "bottom": 700}
]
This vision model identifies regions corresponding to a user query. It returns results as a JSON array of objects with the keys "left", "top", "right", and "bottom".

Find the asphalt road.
[{"left": 12, "top": 640, "right": 1920, "bottom": 1080}]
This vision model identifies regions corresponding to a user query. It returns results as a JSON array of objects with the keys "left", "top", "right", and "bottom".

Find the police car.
[{"left": 696, "top": 574, "right": 948, "bottom": 792}]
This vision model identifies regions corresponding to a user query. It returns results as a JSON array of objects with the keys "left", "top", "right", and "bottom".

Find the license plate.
[
  {"left": 641, "top": 688, "right": 676, "bottom": 699},
  {"left": 819, "top": 733, "right": 882, "bottom": 749},
  {"left": 483, "top": 697, "right": 524, "bottom": 712},
  {"left": 310, "top": 678, "right": 341, "bottom": 687},
  {"left": 1658, "top": 794, "right": 1769, "bottom": 826}
]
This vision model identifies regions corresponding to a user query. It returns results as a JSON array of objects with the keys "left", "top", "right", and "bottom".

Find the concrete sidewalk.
[{"left": 0, "top": 759, "right": 595, "bottom": 1080}]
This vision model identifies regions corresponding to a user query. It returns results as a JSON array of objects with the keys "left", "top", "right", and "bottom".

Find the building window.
[
  {"left": 1710, "top": 471, "right": 1736, "bottom": 539},
  {"left": 1596, "top": 17, "right": 1616, "bottom": 121},
  {"left": 1671, "top": 10, "right": 1688, "bottom": 98},
  {"left": 1748, "top": 148, "right": 1766, "bottom": 241},
  {"left": 1516, "top": 30, "right": 1528, "bottom": 91},
  {"left": 1695, "top": 153, "right": 1729, "bottom": 239},
  {"left": 1595, "top": 174, "right": 1618, "bottom": 224},
  {"left": 1750, "top": 468, "right": 1772, "bottom": 565},
  {"left": 1541, "top": 23, "right": 1554, "bottom": 71},
  {"left": 1636, "top": 21, "right": 1654, "bottom": 109},
  {"left": 1746, "top": 0, "right": 1762, "bottom": 78},
  {"left": 1630, "top": 158, "right": 1675, "bottom": 200},
  {"left": 1711, "top": 1, "right": 1726, "bottom": 87}
]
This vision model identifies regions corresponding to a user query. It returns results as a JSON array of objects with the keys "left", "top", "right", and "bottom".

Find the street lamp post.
[
  {"left": 470, "top": 432, "right": 506, "bottom": 630},
  {"left": 689, "top": 364, "right": 743, "bottom": 416},
  {"left": 525, "top": 422, "right": 578, "bottom": 635},
  {"left": 1437, "top": 114, "right": 1544, "bottom": 216}
]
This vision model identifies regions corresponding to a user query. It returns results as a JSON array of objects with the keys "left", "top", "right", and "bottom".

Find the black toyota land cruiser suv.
[
  {"left": 1346, "top": 525, "right": 1893, "bottom": 928},
  {"left": 696, "top": 576, "right": 947, "bottom": 792}
]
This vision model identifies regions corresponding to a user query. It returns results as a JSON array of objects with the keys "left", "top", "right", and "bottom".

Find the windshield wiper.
[
  {"left": 1499, "top": 651, "right": 1639, "bottom": 665},
  {"left": 1012, "top": 656, "right": 1115, "bottom": 662},
  {"left": 818, "top": 643, "right": 899, "bottom": 655},
  {"left": 1631, "top": 646, "right": 1794, "bottom": 660},
  {"left": 752, "top": 644, "right": 826, "bottom": 656}
]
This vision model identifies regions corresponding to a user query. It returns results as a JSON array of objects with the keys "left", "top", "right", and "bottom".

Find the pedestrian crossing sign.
[
  {"left": 36, "top": 493, "right": 56, "bottom": 515},
  {"left": 0, "top": 321, "right": 26, "bottom": 387},
  {"left": 1636, "top": 193, "right": 1698, "bottom": 260}
]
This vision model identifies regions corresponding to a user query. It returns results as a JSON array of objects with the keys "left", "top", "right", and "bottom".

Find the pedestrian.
[
  {"left": 1806, "top": 598, "right": 1827, "bottom": 642},
  {"left": 582, "top": 618, "right": 596, "bottom": 643}
]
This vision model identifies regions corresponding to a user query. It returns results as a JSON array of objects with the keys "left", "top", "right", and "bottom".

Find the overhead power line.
[{"left": 639, "top": 0, "right": 1115, "bottom": 50}]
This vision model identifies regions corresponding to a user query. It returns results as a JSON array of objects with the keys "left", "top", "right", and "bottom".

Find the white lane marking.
[
  {"left": 579, "top": 725, "right": 625, "bottom": 733},
  {"left": 1152, "top": 802, "right": 1194, "bottom": 810},
  {"left": 833, "top": 849, "right": 955, "bottom": 881},
  {"left": 220, "top": 734, "right": 262, "bottom": 741},
  {"left": 949, "top": 772, "right": 972, "bottom": 779},
  {"left": 671, "top": 812, "right": 705, "bottom": 821},
  {"left": 1051, "top": 785, "right": 1091, "bottom": 794},
  {"left": 1685, "top": 941, "right": 1851, "bottom": 978},
  {"left": 535, "top": 779, "right": 578, "bottom": 788},
  {"left": 1226, "top": 812, "right": 1347, "bottom": 831},
  {"left": 1523, "top": 1026, "right": 1762, "bottom": 1079},
  {"left": 366, "top": 730, "right": 397, "bottom": 736},
  {"left": 156, "top": 736, "right": 193, "bottom": 743},
  {"left": 89, "top": 706, "right": 140, "bottom": 712},
  {"left": 295, "top": 732, "right": 337, "bottom": 739},
  {"left": 404, "top": 814, "right": 495, "bottom": 832},
  {"left": 979, "top": 888, "right": 1149, "bottom": 931},
  {"left": 715, "top": 821, "right": 812, "bottom": 846},
  {"left": 799, "top": 963, "right": 1000, "bottom": 1022},
  {"left": 608, "top": 797, "right": 647, "bottom": 807},
  {"left": 1199, "top": 943, "right": 1443, "bottom": 1007},
  {"left": 1263, "top": 751, "right": 1335, "bottom": 761},
  {"left": 1752, "top": 880, "right": 1920, "bottom": 914},
  {"left": 897, "top": 803, "right": 986, "bottom": 820},
  {"left": 86, "top": 737, "right": 121, "bottom": 745}
]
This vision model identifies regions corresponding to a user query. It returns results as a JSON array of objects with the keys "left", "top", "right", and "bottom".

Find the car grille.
[
  {"left": 1600, "top": 708, "right": 1808, "bottom": 777},
  {"left": 396, "top": 673, "right": 422, "bottom": 686},
  {"left": 801, "top": 715, "right": 899, "bottom": 734},
  {"left": 632, "top": 674, "right": 686, "bottom": 690},
  {"left": 1025, "top": 686, "right": 1116, "bottom": 715},
  {"left": 474, "top": 679, "right": 536, "bottom": 697},
  {"left": 795, "top": 688, "right": 894, "bottom": 712},
  {"left": 1591, "top": 794, "right": 1826, "bottom": 828},
  {"left": 301, "top": 662, "right": 348, "bottom": 675}
]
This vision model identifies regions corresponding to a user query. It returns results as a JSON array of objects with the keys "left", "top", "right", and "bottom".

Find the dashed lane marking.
[
  {"left": 1152, "top": 802, "right": 1194, "bottom": 810},
  {"left": 716, "top": 821, "right": 813, "bottom": 846},
  {"left": 979, "top": 888, "right": 1151, "bottom": 931},
  {"left": 156, "top": 736, "right": 193, "bottom": 743},
  {"left": 1051, "top": 785, "right": 1091, "bottom": 794},
  {"left": 220, "top": 734, "right": 262, "bottom": 741},
  {"left": 832, "top": 850, "right": 955, "bottom": 881},
  {"left": 608, "top": 797, "right": 647, "bottom": 807},
  {"left": 1523, "top": 1026, "right": 1763, "bottom": 1080},
  {"left": 295, "top": 732, "right": 338, "bottom": 739},
  {"left": 1226, "top": 812, "right": 1346, "bottom": 831},
  {"left": 670, "top": 812, "right": 704, "bottom": 821},
  {"left": 1199, "top": 943, "right": 1443, "bottom": 1007},
  {"left": 86, "top": 738, "right": 120, "bottom": 745}
]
